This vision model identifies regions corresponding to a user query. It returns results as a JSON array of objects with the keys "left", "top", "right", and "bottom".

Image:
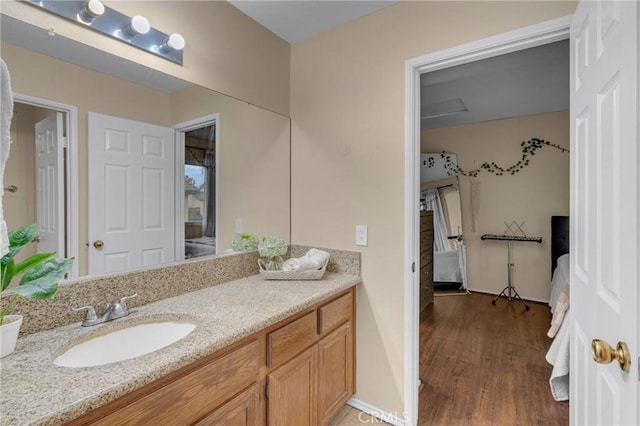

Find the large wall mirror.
[
  {"left": 420, "top": 153, "right": 467, "bottom": 291},
  {"left": 1, "top": 16, "right": 290, "bottom": 279}
]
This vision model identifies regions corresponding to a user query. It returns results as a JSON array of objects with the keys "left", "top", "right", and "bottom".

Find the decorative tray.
[{"left": 258, "top": 258, "right": 328, "bottom": 281}]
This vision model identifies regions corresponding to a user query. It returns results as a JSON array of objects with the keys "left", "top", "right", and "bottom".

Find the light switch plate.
[
  {"left": 356, "top": 225, "right": 368, "bottom": 246},
  {"left": 235, "top": 218, "right": 242, "bottom": 234}
]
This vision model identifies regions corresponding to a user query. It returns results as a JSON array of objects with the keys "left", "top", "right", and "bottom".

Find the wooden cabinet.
[
  {"left": 69, "top": 288, "right": 355, "bottom": 426},
  {"left": 420, "top": 210, "right": 434, "bottom": 311},
  {"left": 317, "top": 322, "right": 353, "bottom": 425},
  {"left": 267, "top": 291, "right": 355, "bottom": 426},
  {"left": 267, "top": 345, "right": 318, "bottom": 426},
  {"left": 195, "top": 384, "right": 259, "bottom": 426},
  {"left": 80, "top": 340, "right": 260, "bottom": 426}
]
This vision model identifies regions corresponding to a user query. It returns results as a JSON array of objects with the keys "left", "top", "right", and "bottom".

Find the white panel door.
[
  {"left": 34, "top": 112, "right": 64, "bottom": 256},
  {"left": 570, "top": 1, "right": 638, "bottom": 424},
  {"left": 88, "top": 112, "right": 175, "bottom": 275}
]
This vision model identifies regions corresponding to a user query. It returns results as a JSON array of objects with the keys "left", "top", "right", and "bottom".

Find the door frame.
[
  {"left": 172, "top": 114, "right": 220, "bottom": 260},
  {"left": 12, "top": 93, "right": 79, "bottom": 279},
  {"left": 403, "top": 16, "right": 572, "bottom": 425}
]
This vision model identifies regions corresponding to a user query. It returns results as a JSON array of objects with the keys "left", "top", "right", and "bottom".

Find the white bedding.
[
  {"left": 545, "top": 253, "right": 570, "bottom": 401},
  {"left": 433, "top": 250, "right": 462, "bottom": 282}
]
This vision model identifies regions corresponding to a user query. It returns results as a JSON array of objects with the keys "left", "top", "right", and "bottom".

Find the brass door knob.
[
  {"left": 93, "top": 240, "right": 104, "bottom": 249},
  {"left": 591, "top": 339, "right": 631, "bottom": 372}
]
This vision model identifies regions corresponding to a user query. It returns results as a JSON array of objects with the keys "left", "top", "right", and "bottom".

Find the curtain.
[
  {"left": 0, "top": 59, "right": 13, "bottom": 257},
  {"left": 470, "top": 177, "right": 481, "bottom": 233},
  {"left": 203, "top": 150, "right": 216, "bottom": 237},
  {"left": 422, "top": 189, "right": 449, "bottom": 252},
  {"left": 457, "top": 242, "right": 468, "bottom": 290}
]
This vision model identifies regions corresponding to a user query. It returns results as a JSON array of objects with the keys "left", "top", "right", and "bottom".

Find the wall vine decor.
[{"left": 432, "top": 138, "right": 569, "bottom": 177}]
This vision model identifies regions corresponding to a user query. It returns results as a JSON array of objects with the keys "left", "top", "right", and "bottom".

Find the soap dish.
[{"left": 258, "top": 258, "right": 328, "bottom": 281}]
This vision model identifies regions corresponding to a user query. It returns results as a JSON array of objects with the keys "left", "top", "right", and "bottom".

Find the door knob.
[
  {"left": 591, "top": 339, "right": 631, "bottom": 372},
  {"left": 93, "top": 240, "right": 104, "bottom": 249}
]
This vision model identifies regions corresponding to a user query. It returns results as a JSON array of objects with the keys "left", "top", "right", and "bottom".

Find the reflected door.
[
  {"left": 88, "top": 112, "right": 176, "bottom": 275},
  {"left": 35, "top": 112, "right": 64, "bottom": 256}
]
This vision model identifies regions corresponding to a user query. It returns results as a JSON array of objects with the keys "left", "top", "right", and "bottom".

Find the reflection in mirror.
[
  {"left": 184, "top": 125, "right": 216, "bottom": 259},
  {"left": 420, "top": 153, "right": 468, "bottom": 291},
  {"left": 1, "top": 18, "right": 290, "bottom": 280}
]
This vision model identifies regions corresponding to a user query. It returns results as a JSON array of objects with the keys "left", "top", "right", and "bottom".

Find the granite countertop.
[{"left": 0, "top": 272, "right": 360, "bottom": 426}]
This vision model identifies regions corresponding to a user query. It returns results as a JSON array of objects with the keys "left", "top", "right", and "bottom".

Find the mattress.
[{"left": 433, "top": 250, "right": 462, "bottom": 282}]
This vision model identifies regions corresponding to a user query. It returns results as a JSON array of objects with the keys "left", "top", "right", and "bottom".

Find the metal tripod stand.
[{"left": 491, "top": 240, "right": 530, "bottom": 311}]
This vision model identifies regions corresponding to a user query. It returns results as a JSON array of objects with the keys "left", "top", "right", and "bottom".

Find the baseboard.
[
  {"left": 467, "top": 287, "right": 550, "bottom": 305},
  {"left": 347, "top": 397, "right": 408, "bottom": 425}
]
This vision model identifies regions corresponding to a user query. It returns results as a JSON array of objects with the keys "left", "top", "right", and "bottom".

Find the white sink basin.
[{"left": 54, "top": 318, "right": 196, "bottom": 368}]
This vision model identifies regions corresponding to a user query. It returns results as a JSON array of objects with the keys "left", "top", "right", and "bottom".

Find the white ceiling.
[
  {"left": 227, "top": 0, "right": 398, "bottom": 44},
  {"left": 421, "top": 40, "right": 569, "bottom": 129}
]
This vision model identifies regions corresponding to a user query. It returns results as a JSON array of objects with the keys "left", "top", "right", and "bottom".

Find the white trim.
[
  {"left": 403, "top": 15, "right": 571, "bottom": 425},
  {"left": 173, "top": 114, "right": 220, "bottom": 257},
  {"left": 347, "top": 397, "right": 407, "bottom": 426},
  {"left": 174, "top": 131, "right": 186, "bottom": 260},
  {"left": 12, "top": 93, "right": 79, "bottom": 279}
]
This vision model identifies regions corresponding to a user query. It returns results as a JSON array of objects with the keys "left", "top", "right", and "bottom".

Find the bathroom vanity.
[{"left": 0, "top": 270, "right": 359, "bottom": 426}]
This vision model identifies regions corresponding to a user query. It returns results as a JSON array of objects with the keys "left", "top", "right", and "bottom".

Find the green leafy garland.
[{"left": 435, "top": 138, "right": 569, "bottom": 177}]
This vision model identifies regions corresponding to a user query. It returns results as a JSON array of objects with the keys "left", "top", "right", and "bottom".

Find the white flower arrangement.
[
  {"left": 258, "top": 235, "right": 288, "bottom": 258},
  {"left": 231, "top": 233, "right": 260, "bottom": 251}
]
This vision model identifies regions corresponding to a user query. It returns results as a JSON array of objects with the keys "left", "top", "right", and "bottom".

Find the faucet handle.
[
  {"left": 72, "top": 305, "right": 97, "bottom": 321},
  {"left": 112, "top": 293, "right": 137, "bottom": 318},
  {"left": 119, "top": 293, "right": 138, "bottom": 308}
]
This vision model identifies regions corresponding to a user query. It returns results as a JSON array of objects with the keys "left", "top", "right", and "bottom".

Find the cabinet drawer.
[
  {"left": 318, "top": 292, "right": 353, "bottom": 335},
  {"left": 420, "top": 214, "right": 433, "bottom": 231},
  {"left": 419, "top": 248, "right": 433, "bottom": 267},
  {"left": 420, "top": 231, "right": 433, "bottom": 249},
  {"left": 194, "top": 383, "right": 259, "bottom": 426},
  {"left": 268, "top": 311, "right": 317, "bottom": 367},
  {"left": 92, "top": 340, "right": 260, "bottom": 425},
  {"left": 420, "top": 263, "right": 432, "bottom": 283}
]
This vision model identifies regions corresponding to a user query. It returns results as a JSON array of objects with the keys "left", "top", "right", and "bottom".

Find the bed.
[
  {"left": 433, "top": 243, "right": 468, "bottom": 290},
  {"left": 545, "top": 216, "right": 570, "bottom": 401}
]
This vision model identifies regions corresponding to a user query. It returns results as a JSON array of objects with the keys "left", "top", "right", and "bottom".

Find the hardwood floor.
[{"left": 419, "top": 292, "right": 569, "bottom": 426}]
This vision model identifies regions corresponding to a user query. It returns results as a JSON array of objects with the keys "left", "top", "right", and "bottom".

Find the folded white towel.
[
  {"left": 282, "top": 249, "right": 330, "bottom": 272},
  {"left": 305, "top": 248, "right": 330, "bottom": 269}
]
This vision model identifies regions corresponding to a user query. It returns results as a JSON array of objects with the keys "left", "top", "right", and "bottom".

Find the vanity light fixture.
[{"left": 24, "top": 0, "right": 185, "bottom": 65}]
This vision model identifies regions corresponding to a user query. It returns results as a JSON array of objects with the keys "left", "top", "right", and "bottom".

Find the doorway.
[
  {"left": 173, "top": 114, "right": 219, "bottom": 261},
  {"left": 183, "top": 124, "right": 217, "bottom": 259},
  {"left": 403, "top": 16, "right": 572, "bottom": 424},
  {"left": 7, "top": 95, "right": 79, "bottom": 279}
]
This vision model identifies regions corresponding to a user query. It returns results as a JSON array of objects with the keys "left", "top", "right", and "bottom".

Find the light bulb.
[
  {"left": 161, "top": 33, "right": 185, "bottom": 51},
  {"left": 78, "top": 0, "right": 105, "bottom": 24},
  {"left": 125, "top": 15, "right": 150, "bottom": 36}
]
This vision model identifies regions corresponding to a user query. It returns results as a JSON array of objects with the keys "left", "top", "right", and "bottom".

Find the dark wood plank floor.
[{"left": 419, "top": 292, "right": 569, "bottom": 426}]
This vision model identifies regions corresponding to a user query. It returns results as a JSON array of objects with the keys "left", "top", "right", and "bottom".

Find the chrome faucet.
[{"left": 73, "top": 293, "right": 138, "bottom": 327}]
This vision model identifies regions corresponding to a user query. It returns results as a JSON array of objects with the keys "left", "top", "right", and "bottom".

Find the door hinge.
[
  {"left": 412, "top": 262, "right": 416, "bottom": 273},
  {"left": 60, "top": 137, "right": 68, "bottom": 148},
  {"left": 264, "top": 382, "right": 269, "bottom": 400}
]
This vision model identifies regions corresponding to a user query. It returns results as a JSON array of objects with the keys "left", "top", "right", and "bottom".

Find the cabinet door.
[
  {"left": 195, "top": 384, "right": 259, "bottom": 426},
  {"left": 267, "top": 345, "right": 318, "bottom": 426},
  {"left": 317, "top": 322, "right": 354, "bottom": 425}
]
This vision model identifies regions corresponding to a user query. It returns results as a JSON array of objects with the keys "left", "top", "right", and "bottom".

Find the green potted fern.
[{"left": 1, "top": 224, "right": 74, "bottom": 357}]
